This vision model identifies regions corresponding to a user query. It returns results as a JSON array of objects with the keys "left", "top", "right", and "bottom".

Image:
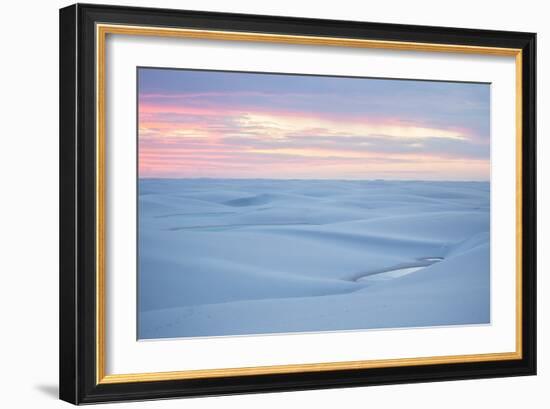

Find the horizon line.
[{"left": 138, "top": 177, "right": 490, "bottom": 183}]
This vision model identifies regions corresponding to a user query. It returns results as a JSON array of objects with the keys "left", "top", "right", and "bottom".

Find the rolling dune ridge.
[{"left": 138, "top": 179, "right": 490, "bottom": 339}]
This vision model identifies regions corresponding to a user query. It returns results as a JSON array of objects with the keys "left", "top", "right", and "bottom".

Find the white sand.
[{"left": 138, "top": 179, "right": 490, "bottom": 339}]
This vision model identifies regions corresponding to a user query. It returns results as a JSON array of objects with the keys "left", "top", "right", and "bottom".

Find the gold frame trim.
[{"left": 96, "top": 23, "right": 523, "bottom": 385}]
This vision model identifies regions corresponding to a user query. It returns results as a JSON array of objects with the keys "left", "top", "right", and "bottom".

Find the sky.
[{"left": 138, "top": 68, "right": 490, "bottom": 180}]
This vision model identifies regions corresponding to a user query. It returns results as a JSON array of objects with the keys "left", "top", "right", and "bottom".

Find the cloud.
[{"left": 138, "top": 68, "right": 490, "bottom": 180}]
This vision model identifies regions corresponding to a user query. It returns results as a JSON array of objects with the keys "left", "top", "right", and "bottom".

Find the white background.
[{"left": 0, "top": 0, "right": 547, "bottom": 407}]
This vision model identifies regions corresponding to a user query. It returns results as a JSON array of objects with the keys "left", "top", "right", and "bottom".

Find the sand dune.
[{"left": 138, "top": 179, "right": 490, "bottom": 339}]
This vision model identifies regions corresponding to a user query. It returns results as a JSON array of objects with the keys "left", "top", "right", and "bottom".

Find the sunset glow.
[{"left": 138, "top": 68, "right": 490, "bottom": 180}]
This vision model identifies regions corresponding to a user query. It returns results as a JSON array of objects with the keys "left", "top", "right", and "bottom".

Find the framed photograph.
[{"left": 59, "top": 3, "right": 536, "bottom": 404}]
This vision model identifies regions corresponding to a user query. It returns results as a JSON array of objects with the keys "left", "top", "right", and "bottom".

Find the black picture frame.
[{"left": 60, "top": 3, "right": 536, "bottom": 405}]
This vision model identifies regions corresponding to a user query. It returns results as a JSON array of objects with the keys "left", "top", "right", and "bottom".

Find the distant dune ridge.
[{"left": 138, "top": 179, "right": 490, "bottom": 339}]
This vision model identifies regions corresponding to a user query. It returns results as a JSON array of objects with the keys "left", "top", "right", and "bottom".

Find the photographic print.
[
  {"left": 137, "top": 68, "right": 491, "bottom": 339},
  {"left": 60, "top": 6, "right": 536, "bottom": 402}
]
